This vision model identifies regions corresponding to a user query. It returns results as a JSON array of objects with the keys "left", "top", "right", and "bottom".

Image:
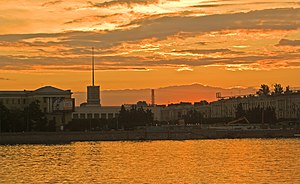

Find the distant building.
[
  {"left": 73, "top": 88, "right": 300, "bottom": 125},
  {"left": 73, "top": 103, "right": 164, "bottom": 122},
  {"left": 159, "top": 92, "right": 300, "bottom": 122},
  {"left": 0, "top": 86, "right": 74, "bottom": 129},
  {"left": 73, "top": 48, "right": 165, "bottom": 122},
  {"left": 72, "top": 46, "right": 300, "bottom": 124},
  {"left": 160, "top": 102, "right": 194, "bottom": 122},
  {"left": 208, "top": 92, "right": 300, "bottom": 120},
  {"left": 73, "top": 106, "right": 120, "bottom": 120}
]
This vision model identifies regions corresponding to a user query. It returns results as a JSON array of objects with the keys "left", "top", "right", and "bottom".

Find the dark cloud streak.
[
  {"left": 277, "top": 39, "right": 300, "bottom": 46},
  {"left": 42, "top": 0, "right": 63, "bottom": 7},
  {"left": 0, "top": 77, "right": 10, "bottom": 81},
  {"left": 0, "top": 8, "right": 299, "bottom": 71},
  {"left": 173, "top": 49, "right": 244, "bottom": 54},
  {"left": 88, "top": 0, "right": 160, "bottom": 8},
  {"left": 1, "top": 8, "right": 299, "bottom": 48}
]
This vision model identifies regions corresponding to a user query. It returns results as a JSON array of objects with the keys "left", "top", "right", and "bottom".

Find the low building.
[
  {"left": 150, "top": 92, "right": 300, "bottom": 123},
  {"left": 161, "top": 102, "right": 194, "bottom": 122},
  {"left": 73, "top": 104, "right": 165, "bottom": 122},
  {"left": 0, "top": 86, "right": 74, "bottom": 129},
  {"left": 209, "top": 92, "right": 300, "bottom": 120},
  {"left": 73, "top": 106, "right": 120, "bottom": 120}
]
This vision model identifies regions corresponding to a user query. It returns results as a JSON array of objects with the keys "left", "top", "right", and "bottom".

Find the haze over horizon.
[
  {"left": 0, "top": 0, "right": 299, "bottom": 101},
  {"left": 73, "top": 83, "right": 292, "bottom": 106}
]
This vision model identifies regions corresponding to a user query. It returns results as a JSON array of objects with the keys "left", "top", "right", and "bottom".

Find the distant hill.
[{"left": 73, "top": 83, "right": 256, "bottom": 106}]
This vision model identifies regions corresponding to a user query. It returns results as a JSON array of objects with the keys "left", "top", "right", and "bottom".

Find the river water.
[{"left": 0, "top": 139, "right": 299, "bottom": 183}]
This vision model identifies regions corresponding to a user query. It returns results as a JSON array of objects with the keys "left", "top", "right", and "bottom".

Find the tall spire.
[{"left": 92, "top": 47, "right": 95, "bottom": 86}]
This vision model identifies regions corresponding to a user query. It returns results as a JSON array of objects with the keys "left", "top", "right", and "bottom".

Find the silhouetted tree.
[
  {"left": 118, "top": 105, "right": 154, "bottom": 129},
  {"left": 199, "top": 100, "right": 208, "bottom": 105},
  {"left": 236, "top": 103, "right": 246, "bottom": 118},
  {"left": 118, "top": 105, "right": 129, "bottom": 129},
  {"left": 67, "top": 117, "right": 113, "bottom": 131},
  {"left": 137, "top": 101, "right": 147, "bottom": 107},
  {"left": 145, "top": 109, "right": 154, "bottom": 126},
  {"left": 285, "top": 86, "right": 292, "bottom": 94},
  {"left": 257, "top": 84, "right": 270, "bottom": 96},
  {"left": 184, "top": 110, "right": 204, "bottom": 124},
  {"left": 0, "top": 103, "right": 10, "bottom": 132},
  {"left": 24, "top": 101, "right": 47, "bottom": 131},
  {"left": 235, "top": 105, "right": 277, "bottom": 124},
  {"left": 48, "top": 119, "right": 56, "bottom": 132},
  {"left": 273, "top": 83, "right": 283, "bottom": 95},
  {"left": 9, "top": 109, "right": 25, "bottom": 132}
]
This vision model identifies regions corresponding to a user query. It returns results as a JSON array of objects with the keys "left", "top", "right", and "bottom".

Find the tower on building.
[{"left": 87, "top": 47, "right": 101, "bottom": 106}]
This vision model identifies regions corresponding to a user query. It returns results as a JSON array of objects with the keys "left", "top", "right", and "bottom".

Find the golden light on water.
[{"left": 0, "top": 139, "right": 299, "bottom": 183}]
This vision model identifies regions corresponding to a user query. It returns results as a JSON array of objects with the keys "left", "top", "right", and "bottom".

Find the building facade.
[
  {"left": 146, "top": 92, "right": 300, "bottom": 123},
  {"left": 0, "top": 86, "right": 74, "bottom": 129},
  {"left": 208, "top": 92, "right": 300, "bottom": 120},
  {"left": 72, "top": 105, "right": 164, "bottom": 122}
]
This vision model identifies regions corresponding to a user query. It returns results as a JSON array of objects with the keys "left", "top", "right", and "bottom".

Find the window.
[
  {"left": 87, "top": 113, "right": 93, "bottom": 119},
  {"left": 108, "top": 113, "right": 113, "bottom": 119},
  {"left": 80, "top": 113, "right": 86, "bottom": 119},
  {"left": 18, "top": 99, "right": 21, "bottom": 104},
  {"left": 94, "top": 113, "right": 100, "bottom": 119},
  {"left": 101, "top": 113, "right": 107, "bottom": 119},
  {"left": 177, "top": 112, "right": 182, "bottom": 118},
  {"left": 114, "top": 113, "right": 119, "bottom": 118},
  {"left": 43, "top": 97, "right": 47, "bottom": 103},
  {"left": 73, "top": 114, "right": 79, "bottom": 119},
  {"left": 6, "top": 99, "right": 9, "bottom": 104},
  {"left": 23, "top": 99, "right": 26, "bottom": 104}
]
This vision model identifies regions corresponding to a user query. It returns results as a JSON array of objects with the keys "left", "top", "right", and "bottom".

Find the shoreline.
[{"left": 0, "top": 129, "right": 299, "bottom": 145}]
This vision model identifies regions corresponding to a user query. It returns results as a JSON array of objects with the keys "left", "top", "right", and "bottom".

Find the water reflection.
[{"left": 0, "top": 139, "right": 299, "bottom": 183}]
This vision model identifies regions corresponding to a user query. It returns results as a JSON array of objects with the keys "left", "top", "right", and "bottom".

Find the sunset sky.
[{"left": 0, "top": 0, "right": 300, "bottom": 96}]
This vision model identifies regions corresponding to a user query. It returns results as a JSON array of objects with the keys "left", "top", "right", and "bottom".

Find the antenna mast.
[
  {"left": 92, "top": 47, "right": 95, "bottom": 86},
  {"left": 151, "top": 89, "right": 155, "bottom": 106}
]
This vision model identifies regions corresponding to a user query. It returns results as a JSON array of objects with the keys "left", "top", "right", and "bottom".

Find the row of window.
[
  {"left": 0, "top": 97, "right": 53, "bottom": 106},
  {"left": 73, "top": 113, "right": 119, "bottom": 119},
  {"left": 0, "top": 98, "right": 26, "bottom": 105}
]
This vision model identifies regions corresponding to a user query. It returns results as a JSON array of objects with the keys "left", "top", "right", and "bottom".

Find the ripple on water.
[{"left": 0, "top": 139, "right": 299, "bottom": 183}]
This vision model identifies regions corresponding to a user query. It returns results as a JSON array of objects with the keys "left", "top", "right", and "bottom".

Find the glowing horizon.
[{"left": 0, "top": 0, "right": 299, "bottom": 96}]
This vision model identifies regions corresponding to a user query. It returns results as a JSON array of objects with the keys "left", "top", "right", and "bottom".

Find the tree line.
[
  {"left": 182, "top": 105, "right": 277, "bottom": 125},
  {"left": 0, "top": 101, "right": 55, "bottom": 132},
  {"left": 0, "top": 83, "right": 293, "bottom": 132},
  {"left": 235, "top": 104, "right": 277, "bottom": 124},
  {"left": 67, "top": 105, "right": 154, "bottom": 131},
  {"left": 257, "top": 83, "right": 292, "bottom": 96},
  {"left": 118, "top": 105, "right": 153, "bottom": 129}
]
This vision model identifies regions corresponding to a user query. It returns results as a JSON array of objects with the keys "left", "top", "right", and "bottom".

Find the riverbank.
[{"left": 1, "top": 129, "right": 299, "bottom": 145}]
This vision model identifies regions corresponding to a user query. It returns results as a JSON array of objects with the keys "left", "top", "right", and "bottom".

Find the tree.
[
  {"left": 285, "top": 86, "right": 292, "bottom": 94},
  {"left": 236, "top": 106, "right": 277, "bottom": 124},
  {"left": 236, "top": 103, "right": 246, "bottom": 118},
  {"left": 24, "top": 101, "right": 47, "bottom": 131},
  {"left": 184, "top": 110, "right": 204, "bottom": 124},
  {"left": 0, "top": 103, "right": 10, "bottom": 132},
  {"left": 257, "top": 84, "right": 270, "bottom": 96},
  {"left": 9, "top": 109, "right": 25, "bottom": 132},
  {"left": 145, "top": 109, "right": 154, "bottom": 126},
  {"left": 118, "top": 105, "right": 129, "bottom": 129},
  {"left": 273, "top": 83, "right": 283, "bottom": 95},
  {"left": 118, "top": 105, "right": 154, "bottom": 129}
]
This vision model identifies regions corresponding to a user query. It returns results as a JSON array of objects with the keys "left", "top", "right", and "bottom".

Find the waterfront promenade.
[{"left": 0, "top": 129, "right": 299, "bottom": 145}]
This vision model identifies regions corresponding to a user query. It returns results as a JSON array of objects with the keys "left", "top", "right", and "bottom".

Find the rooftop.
[{"left": 0, "top": 86, "right": 71, "bottom": 97}]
